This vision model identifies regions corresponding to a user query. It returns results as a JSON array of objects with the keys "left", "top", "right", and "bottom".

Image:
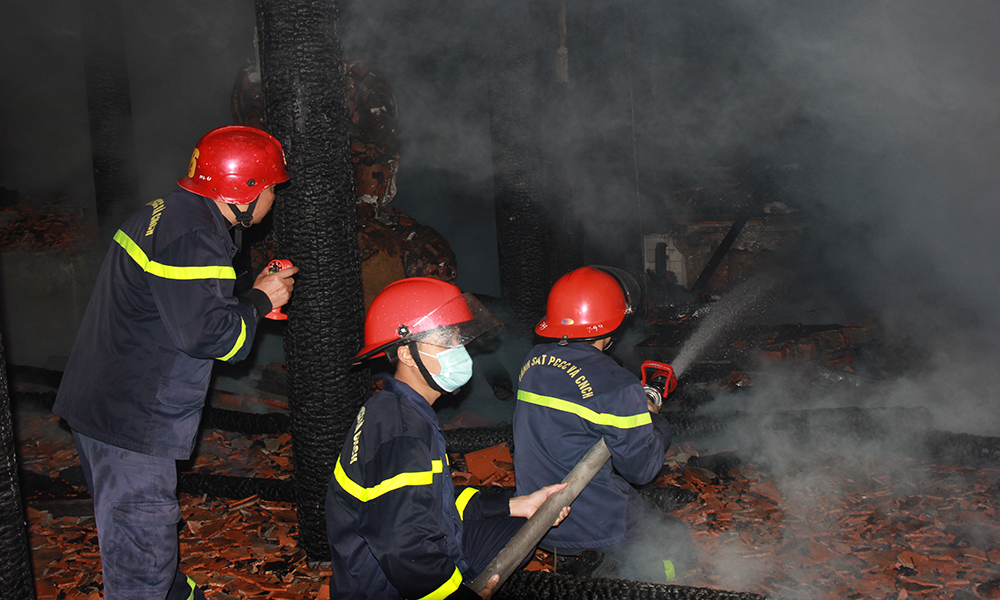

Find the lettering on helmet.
[
  {"left": 350, "top": 406, "right": 366, "bottom": 464},
  {"left": 145, "top": 198, "right": 166, "bottom": 237}
]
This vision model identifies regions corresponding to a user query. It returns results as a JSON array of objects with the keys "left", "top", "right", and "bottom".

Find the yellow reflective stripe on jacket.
[
  {"left": 217, "top": 317, "right": 247, "bottom": 361},
  {"left": 417, "top": 566, "right": 464, "bottom": 600},
  {"left": 114, "top": 230, "right": 237, "bottom": 281},
  {"left": 517, "top": 390, "right": 652, "bottom": 429},
  {"left": 184, "top": 575, "right": 198, "bottom": 600},
  {"left": 334, "top": 456, "right": 444, "bottom": 503},
  {"left": 455, "top": 487, "right": 478, "bottom": 521},
  {"left": 114, "top": 230, "right": 247, "bottom": 360}
]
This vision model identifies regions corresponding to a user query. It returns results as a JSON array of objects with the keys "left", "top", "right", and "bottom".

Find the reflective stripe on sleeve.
[
  {"left": 217, "top": 317, "right": 247, "bottom": 361},
  {"left": 517, "top": 390, "right": 652, "bottom": 429},
  {"left": 114, "top": 230, "right": 236, "bottom": 281},
  {"left": 334, "top": 456, "right": 444, "bottom": 503},
  {"left": 455, "top": 487, "right": 478, "bottom": 520},
  {"left": 417, "top": 566, "right": 464, "bottom": 600}
]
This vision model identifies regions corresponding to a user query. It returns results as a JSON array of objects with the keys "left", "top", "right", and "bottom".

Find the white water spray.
[{"left": 671, "top": 274, "right": 778, "bottom": 378}]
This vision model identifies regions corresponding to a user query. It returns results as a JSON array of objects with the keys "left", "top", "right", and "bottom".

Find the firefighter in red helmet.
[
  {"left": 177, "top": 124, "right": 291, "bottom": 228},
  {"left": 533, "top": 265, "right": 637, "bottom": 345},
  {"left": 54, "top": 125, "right": 297, "bottom": 600},
  {"left": 513, "top": 266, "right": 697, "bottom": 582},
  {"left": 327, "top": 277, "right": 570, "bottom": 600}
]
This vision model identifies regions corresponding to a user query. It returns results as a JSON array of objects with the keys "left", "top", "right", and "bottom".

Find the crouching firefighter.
[
  {"left": 327, "top": 277, "right": 569, "bottom": 599},
  {"left": 513, "top": 266, "right": 698, "bottom": 582}
]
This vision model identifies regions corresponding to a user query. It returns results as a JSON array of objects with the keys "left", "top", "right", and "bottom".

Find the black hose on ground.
[
  {"left": 177, "top": 473, "right": 296, "bottom": 503},
  {"left": 201, "top": 405, "right": 289, "bottom": 435},
  {"left": 921, "top": 429, "right": 1000, "bottom": 467},
  {"left": 637, "top": 486, "right": 700, "bottom": 514},
  {"left": 444, "top": 425, "right": 515, "bottom": 455},
  {"left": 495, "top": 571, "right": 770, "bottom": 600}
]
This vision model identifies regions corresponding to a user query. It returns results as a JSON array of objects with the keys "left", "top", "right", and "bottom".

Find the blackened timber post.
[
  {"left": 254, "top": 0, "right": 369, "bottom": 561},
  {"left": 0, "top": 328, "right": 35, "bottom": 600},
  {"left": 487, "top": 1, "right": 552, "bottom": 332},
  {"left": 81, "top": 0, "right": 139, "bottom": 245}
]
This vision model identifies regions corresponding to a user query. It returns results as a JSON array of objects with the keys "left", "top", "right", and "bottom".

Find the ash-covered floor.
[{"left": 11, "top": 328, "right": 1000, "bottom": 600}]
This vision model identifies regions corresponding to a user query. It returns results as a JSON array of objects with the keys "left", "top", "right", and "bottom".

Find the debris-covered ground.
[
  {"left": 12, "top": 313, "right": 1000, "bottom": 600},
  {"left": 18, "top": 403, "right": 1000, "bottom": 600}
]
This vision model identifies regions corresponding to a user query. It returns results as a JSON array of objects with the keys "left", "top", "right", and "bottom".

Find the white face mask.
[{"left": 418, "top": 346, "right": 474, "bottom": 392}]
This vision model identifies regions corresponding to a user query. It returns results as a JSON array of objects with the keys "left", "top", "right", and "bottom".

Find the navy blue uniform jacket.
[
  {"left": 513, "top": 342, "right": 671, "bottom": 549},
  {"left": 326, "top": 376, "right": 511, "bottom": 600},
  {"left": 54, "top": 190, "right": 263, "bottom": 460}
]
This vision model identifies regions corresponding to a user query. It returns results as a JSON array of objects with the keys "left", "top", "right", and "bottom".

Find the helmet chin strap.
[
  {"left": 409, "top": 342, "right": 448, "bottom": 395},
  {"left": 229, "top": 199, "right": 257, "bottom": 229}
]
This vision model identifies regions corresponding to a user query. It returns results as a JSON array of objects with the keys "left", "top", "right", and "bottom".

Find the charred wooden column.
[
  {"left": 82, "top": 0, "right": 138, "bottom": 244},
  {"left": 0, "top": 331, "right": 35, "bottom": 600},
  {"left": 254, "top": 0, "right": 368, "bottom": 560},
  {"left": 488, "top": 2, "right": 551, "bottom": 331}
]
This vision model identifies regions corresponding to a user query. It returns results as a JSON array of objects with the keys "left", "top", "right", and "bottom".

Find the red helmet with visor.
[{"left": 356, "top": 277, "right": 502, "bottom": 361}]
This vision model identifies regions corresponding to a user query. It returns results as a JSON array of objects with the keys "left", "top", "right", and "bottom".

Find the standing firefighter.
[
  {"left": 53, "top": 126, "right": 298, "bottom": 600},
  {"left": 327, "top": 277, "right": 569, "bottom": 599},
  {"left": 513, "top": 266, "right": 696, "bottom": 582}
]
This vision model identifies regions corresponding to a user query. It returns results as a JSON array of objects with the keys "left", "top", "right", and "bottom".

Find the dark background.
[{"left": 3, "top": 0, "right": 1000, "bottom": 431}]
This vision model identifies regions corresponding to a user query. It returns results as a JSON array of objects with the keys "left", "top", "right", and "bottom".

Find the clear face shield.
[
  {"left": 593, "top": 265, "right": 640, "bottom": 315},
  {"left": 407, "top": 292, "right": 502, "bottom": 349}
]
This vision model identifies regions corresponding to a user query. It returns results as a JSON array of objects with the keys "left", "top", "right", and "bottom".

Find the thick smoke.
[
  {"left": 336, "top": 0, "right": 1000, "bottom": 351},
  {"left": 336, "top": 0, "right": 1000, "bottom": 438},
  {"left": 6, "top": 1, "right": 1000, "bottom": 335}
]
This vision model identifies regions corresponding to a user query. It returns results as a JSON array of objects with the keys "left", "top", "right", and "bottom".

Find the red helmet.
[
  {"left": 356, "top": 277, "right": 502, "bottom": 361},
  {"left": 177, "top": 125, "right": 289, "bottom": 204},
  {"left": 535, "top": 266, "right": 637, "bottom": 342}
]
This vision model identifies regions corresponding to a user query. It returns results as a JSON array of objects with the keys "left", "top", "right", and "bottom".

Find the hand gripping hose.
[{"left": 471, "top": 438, "right": 612, "bottom": 593}]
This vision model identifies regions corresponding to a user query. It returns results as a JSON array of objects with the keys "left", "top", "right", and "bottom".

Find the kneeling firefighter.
[
  {"left": 512, "top": 265, "right": 697, "bottom": 582},
  {"left": 326, "top": 277, "right": 569, "bottom": 599}
]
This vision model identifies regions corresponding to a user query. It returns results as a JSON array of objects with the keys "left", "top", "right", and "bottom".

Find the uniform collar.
[
  {"left": 178, "top": 188, "right": 239, "bottom": 254},
  {"left": 177, "top": 188, "right": 235, "bottom": 235},
  {"left": 544, "top": 341, "right": 602, "bottom": 354},
  {"left": 382, "top": 375, "right": 442, "bottom": 429}
]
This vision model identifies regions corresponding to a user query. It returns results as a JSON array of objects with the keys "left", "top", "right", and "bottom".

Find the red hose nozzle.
[
  {"left": 640, "top": 360, "right": 677, "bottom": 407},
  {"left": 264, "top": 259, "right": 293, "bottom": 320}
]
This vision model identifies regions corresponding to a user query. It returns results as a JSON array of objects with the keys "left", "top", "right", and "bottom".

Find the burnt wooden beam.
[
  {"left": 488, "top": 1, "right": 551, "bottom": 331},
  {"left": 0, "top": 330, "right": 35, "bottom": 600},
  {"left": 254, "top": 0, "right": 369, "bottom": 561}
]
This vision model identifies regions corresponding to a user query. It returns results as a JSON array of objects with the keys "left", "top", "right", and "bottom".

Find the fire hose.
[{"left": 470, "top": 437, "right": 612, "bottom": 593}]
